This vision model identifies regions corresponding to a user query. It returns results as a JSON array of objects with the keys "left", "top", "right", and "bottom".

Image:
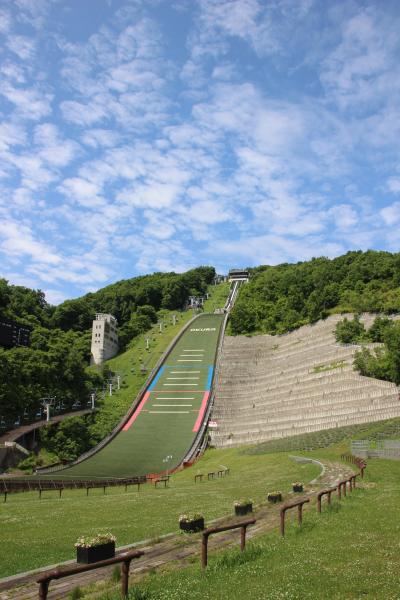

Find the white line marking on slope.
[
  {"left": 152, "top": 404, "right": 193, "bottom": 407},
  {"left": 163, "top": 383, "right": 198, "bottom": 386},
  {"left": 149, "top": 411, "right": 190, "bottom": 414},
  {"left": 155, "top": 397, "right": 195, "bottom": 400},
  {"left": 167, "top": 377, "right": 199, "bottom": 380},
  {"left": 170, "top": 371, "right": 200, "bottom": 374}
]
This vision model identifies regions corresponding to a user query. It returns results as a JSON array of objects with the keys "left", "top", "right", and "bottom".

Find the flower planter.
[
  {"left": 267, "top": 493, "right": 282, "bottom": 504},
  {"left": 179, "top": 517, "right": 205, "bottom": 533},
  {"left": 234, "top": 503, "right": 253, "bottom": 516},
  {"left": 76, "top": 541, "right": 115, "bottom": 564},
  {"left": 292, "top": 485, "right": 303, "bottom": 493}
]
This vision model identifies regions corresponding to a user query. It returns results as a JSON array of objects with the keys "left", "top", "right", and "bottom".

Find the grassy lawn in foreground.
[
  {"left": 0, "top": 446, "right": 319, "bottom": 577},
  {"left": 97, "top": 456, "right": 400, "bottom": 600}
]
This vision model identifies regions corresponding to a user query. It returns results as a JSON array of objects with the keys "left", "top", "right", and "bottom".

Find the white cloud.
[
  {"left": 81, "top": 129, "right": 120, "bottom": 149},
  {"left": 43, "top": 288, "right": 68, "bottom": 305},
  {"left": 34, "top": 123, "right": 80, "bottom": 167},
  {"left": 329, "top": 204, "right": 359, "bottom": 229},
  {"left": 0, "top": 82, "right": 53, "bottom": 120},
  {"left": 0, "top": 122, "right": 27, "bottom": 151},
  {"left": 7, "top": 35, "right": 36, "bottom": 60},
  {"left": 0, "top": 8, "right": 12, "bottom": 34},
  {"left": 58, "top": 177, "right": 105, "bottom": 208},
  {"left": 0, "top": 219, "right": 61, "bottom": 265},
  {"left": 381, "top": 202, "right": 400, "bottom": 226},
  {"left": 387, "top": 177, "right": 400, "bottom": 194}
]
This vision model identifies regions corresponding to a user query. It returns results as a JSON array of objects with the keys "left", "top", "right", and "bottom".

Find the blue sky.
[{"left": 1, "top": 0, "right": 400, "bottom": 304}]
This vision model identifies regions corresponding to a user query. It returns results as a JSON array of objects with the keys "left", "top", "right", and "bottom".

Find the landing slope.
[{"left": 54, "top": 313, "right": 224, "bottom": 478}]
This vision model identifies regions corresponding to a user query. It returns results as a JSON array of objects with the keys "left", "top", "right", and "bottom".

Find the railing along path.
[
  {"left": 201, "top": 519, "right": 256, "bottom": 568},
  {"left": 36, "top": 549, "right": 144, "bottom": 600}
]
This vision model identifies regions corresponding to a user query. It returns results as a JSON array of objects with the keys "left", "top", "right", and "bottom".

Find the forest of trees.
[
  {"left": 0, "top": 266, "right": 215, "bottom": 428},
  {"left": 230, "top": 251, "right": 400, "bottom": 335}
]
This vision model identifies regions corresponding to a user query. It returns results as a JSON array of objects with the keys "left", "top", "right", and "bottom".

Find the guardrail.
[
  {"left": 36, "top": 549, "right": 144, "bottom": 599},
  {"left": 1, "top": 476, "right": 147, "bottom": 502},
  {"left": 337, "top": 475, "right": 357, "bottom": 500},
  {"left": 317, "top": 487, "right": 337, "bottom": 512},
  {"left": 201, "top": 519, "right": 256, "bottom": 568},
  {"left": 341, "top": 453, "right": 366, "bottom": 478},
  {"left": 280, "top": 498, "right": 310, "bottom": 536}
]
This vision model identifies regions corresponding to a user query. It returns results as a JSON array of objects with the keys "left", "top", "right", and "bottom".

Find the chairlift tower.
[{"left": 40, "top": 397, "right": 56, "bottom": 422}]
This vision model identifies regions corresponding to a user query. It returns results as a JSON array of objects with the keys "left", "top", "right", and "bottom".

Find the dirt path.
[{"left": 0, "top": 460, "right": 356, "bottom": 599}]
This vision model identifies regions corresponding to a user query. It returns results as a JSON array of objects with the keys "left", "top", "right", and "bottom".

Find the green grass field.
[
  {"left": 0, "top": 446, "right": 319, "bottom": 577},
  {"left": 48, "top": 312, "right": 224, "bottom": 479},
  {"left": 98, "top": 456, "right": 400, "bottom": 600}
]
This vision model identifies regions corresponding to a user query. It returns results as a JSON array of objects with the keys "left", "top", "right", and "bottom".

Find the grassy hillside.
[
  {"left": 230, "top": 250, "right": 400, "bottom": 335},
  {"left": 0, "top": 266, "right": 215, "bottom": 427}
]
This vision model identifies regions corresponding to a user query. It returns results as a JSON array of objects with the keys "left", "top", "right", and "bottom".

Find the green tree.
[{"left": 335, "top": 316, "right": 366, "bottom": 344}]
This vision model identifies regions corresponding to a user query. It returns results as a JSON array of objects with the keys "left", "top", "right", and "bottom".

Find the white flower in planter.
[{"left": 75, "top": 533, "right": 116, "bottom": 548}]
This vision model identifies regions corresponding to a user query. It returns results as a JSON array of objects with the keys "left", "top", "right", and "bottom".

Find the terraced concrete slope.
[
  {"left": 212, "top": 314, "right": 400, "bottom": 448},
  {"left": 54, "top": 313, "right": 224, "bottom": 479}
]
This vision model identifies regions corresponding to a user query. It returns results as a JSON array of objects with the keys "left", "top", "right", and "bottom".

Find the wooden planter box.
[
  {"left": 234, "top": 503, "right": 253, "bottom": 516},
  {"left": 179, "top": 517, "right": 205, "bottom": 533},
  {"left": 293, "top": 485, "right": 303, "bottom": 493},
  {"left": 267, "top": 493, "right": 282, "bottom": 504},
  {"left": 76, "top": 541, "right": 115, "bottom": 564}
]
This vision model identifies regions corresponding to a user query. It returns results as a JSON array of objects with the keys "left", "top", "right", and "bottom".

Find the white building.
[{"left": 91, "top": 313, "right": 119, "bottom": 365}]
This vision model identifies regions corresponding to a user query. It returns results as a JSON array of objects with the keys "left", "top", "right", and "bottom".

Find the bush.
[{"left": 335, "top": 316, "right": 366, "bottom": 344}]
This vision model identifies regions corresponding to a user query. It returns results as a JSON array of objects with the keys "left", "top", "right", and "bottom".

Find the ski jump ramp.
[{"left": 49, "top": 313, "right": 225, "bottom": 479}]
